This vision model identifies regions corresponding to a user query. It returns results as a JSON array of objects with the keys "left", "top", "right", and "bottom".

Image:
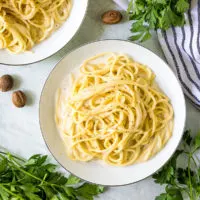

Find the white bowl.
[
  {"left": 0, "top": 0, "right": 88, "bottom": 66},
  {"left": 39, "top": 40, "right": 186, "bottom": 186}
]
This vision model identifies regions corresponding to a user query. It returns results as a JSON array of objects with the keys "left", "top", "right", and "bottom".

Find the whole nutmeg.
[
  {"left": 0, "top": 74, "right": 14, "bottom": 92},
  {"left": 101, "top": 10, "right": 122, "bottom": 24},
  {"left": 12, "top": 90, "right": 26, "bottom": 108}
]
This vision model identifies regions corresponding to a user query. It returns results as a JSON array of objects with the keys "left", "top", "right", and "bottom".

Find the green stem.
[
  {"left": 0, "top": 184, "right": 23, "bottom": 199},
  {"left": 191, "top": 147, "right": 200, "bottom": 164},
  {"left": 188, "top": 153, "right": 194, "bottom": 200},
  {"left": 195, "top": 155, "right": 200, "bottom": 164},
  {"left": 191, "top": 146, "right": 200, "bottom": 155},
  {"left": 191, "top": 156, "right": 198, "bottom": 170},
  {"left": 0, "top": 151, "right": 67, "bottom": 190},
  {"left": 10, "top": 159, "right": 43, "bottom": 182},
  {"left": 183, "top": 151, "right": 190, "bottom": 155},
  {"left": 173, "top": 181, "right": 190, "bottom": 197},
  {"left": 0, "top": 151, "right": 25, "bottom": 162},
  {"left": 10, "top": 159, "right": 64, "bottom": 189},
  {"left": 39, "top": 173, "right": 48, "bottom": 186}
]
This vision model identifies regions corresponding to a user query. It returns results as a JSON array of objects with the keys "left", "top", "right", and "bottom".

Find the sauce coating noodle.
[
  {"left": 0, "top": 0, "right": 71, "bottom": 53},
  {"left": 55, "top": 53, "right": 174, "bottom": 166}
]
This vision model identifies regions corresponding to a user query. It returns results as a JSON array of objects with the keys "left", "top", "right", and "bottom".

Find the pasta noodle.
[
  {"left": 0, "top": 0, "right": 72, "bottom": 53},
  {"left": 55, "top": 53, "right": 174, "bottom": 166}
]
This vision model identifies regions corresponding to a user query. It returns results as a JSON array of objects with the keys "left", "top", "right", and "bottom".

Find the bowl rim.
[
  {"left": 0, "top": 0, "right": 89, "bottom": 66},
  {"left": 39, "top": 39, "right": 186, "bottom": 186}
]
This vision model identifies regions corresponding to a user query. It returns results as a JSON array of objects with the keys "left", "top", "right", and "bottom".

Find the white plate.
[
  {"left": 39, "top": 40, "right": 186, "bottom": 186},
  {"left": 0, "top": 0, "right": 88, "bottom": 66}
]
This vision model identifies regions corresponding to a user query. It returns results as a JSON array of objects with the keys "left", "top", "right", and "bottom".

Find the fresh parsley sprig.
[
  {"left": 153, "top": 130, "right": 200, "bottom": 200},
  {"left": 0, "top": 152, "right": 104, "bottom": 200},
  {"left": 128, "top": 0, "right": 190, "bottom": 42}
]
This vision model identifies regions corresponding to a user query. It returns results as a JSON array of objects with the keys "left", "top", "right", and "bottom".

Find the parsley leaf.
[
  {"left": 153, "top": 130, "right": 200, "bottom": 200},
  {"left": 0, "top": 151, "right": 104, "bottom": 200},
  {"left": 153, "top": 165, "right": 175, "bottom": 185},
  {"left": 155, "top": 193, "right": 169, "bottom": 200},
  {"left": 128, "top": 0, "right": 189, "bottom": 41},
  {"left": 156, "top": 0, "right": 166, "bottom": 4},
  {"left": 0, "top": 156, "right": 7, "bottom": 174},
  {"left": 194, "top": 132, "right": 200, "bottom": 149},
  {"left": 176, "top": 0, "right": 190, "bottom": 13},
  {"left": 0, "top": 187, "right": 9, "bottom": 200},
  {"left": 156, "top": 187, "right": 183, "bottom": 200},
  {"left": 76, "top": 183, "right": 104, "bottom": 200},
  {"left": 153, "top": 150, "right": 183, "bottom": 185},
  {"left": 66, "top": 175, "right": 81, "bottom": 185},
  {"left": 183, "top": 130, "right": 193, "bottom": 146}
]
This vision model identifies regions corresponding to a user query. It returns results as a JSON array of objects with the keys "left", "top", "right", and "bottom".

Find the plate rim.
[
  {"left": 0, "top": 0, "right": 89, "bottom": 66},
  {"left": 39, "top": 39, "right": 186, "bottom": 186}
]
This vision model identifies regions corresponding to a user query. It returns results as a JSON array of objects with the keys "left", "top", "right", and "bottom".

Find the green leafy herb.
[
  {"left": 0, "top": 151, "right": 104, "bottom": 200},
  {"left": 153, "top": 130, "right": 200, "bottom": 200},
  {"left": 128, "top": 0, "right": 189, "bottom": 42}
]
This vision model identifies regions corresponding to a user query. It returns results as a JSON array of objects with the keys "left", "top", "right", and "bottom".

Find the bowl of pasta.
[
  {"left": 0, "top": 0, "right": 88, "bottom": 65},
  {"left": 39, "top": 40, "right": 186, "bottom": 186}
]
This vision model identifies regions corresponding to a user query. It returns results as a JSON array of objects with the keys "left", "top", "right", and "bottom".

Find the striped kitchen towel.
[{"left": 113, "top": 0, "right": 200, "bottom": 109}]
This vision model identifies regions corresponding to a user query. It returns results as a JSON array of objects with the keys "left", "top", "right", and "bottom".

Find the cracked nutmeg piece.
[
  {"left": 12, "top": 90, "right": 26, "bottom": 108},
  {"left": 101, "top": 10, "right": 122, "bottom": 24}
]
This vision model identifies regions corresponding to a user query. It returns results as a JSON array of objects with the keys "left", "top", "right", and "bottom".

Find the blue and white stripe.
[
  {"left": 157, "top": 0, "right": 200, "bottom": 108},
  {"left": 114, "top": 0, "right": 200, "bottom": 109}
]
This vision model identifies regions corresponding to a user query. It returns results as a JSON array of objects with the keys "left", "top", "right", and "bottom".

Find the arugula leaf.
[{"left": 128, "top": 0, "right": 189, "bottom": 41}]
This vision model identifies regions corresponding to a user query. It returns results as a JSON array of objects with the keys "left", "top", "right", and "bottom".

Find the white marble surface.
[{"left": 0, "top": 1, "right": 200, "bottom": 199}]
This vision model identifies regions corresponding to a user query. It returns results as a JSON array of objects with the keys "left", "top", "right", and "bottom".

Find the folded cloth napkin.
[{"left": 113, "top": 0, "right": 200, "bottom": 109}]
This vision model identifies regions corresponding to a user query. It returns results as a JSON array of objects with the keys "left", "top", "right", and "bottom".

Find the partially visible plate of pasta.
[
  {"left": 39, "top": 40, "right": 186, "bottom": 186},
  {"left": 0, "top": 0, "right": 88, "bottom": 65}
]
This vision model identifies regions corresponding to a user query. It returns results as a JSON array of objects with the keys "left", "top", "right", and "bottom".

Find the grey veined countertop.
[{"left": 0, "top": 1, "right": 200, "bottom": 199}]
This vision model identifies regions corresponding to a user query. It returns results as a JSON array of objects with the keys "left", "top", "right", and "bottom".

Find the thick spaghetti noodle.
[
  {"left": 0, "top": 0, "right": 72, "bottom": 53},
  {"left": 55, "top": 53, "right": 174, "bottom": 166}
]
